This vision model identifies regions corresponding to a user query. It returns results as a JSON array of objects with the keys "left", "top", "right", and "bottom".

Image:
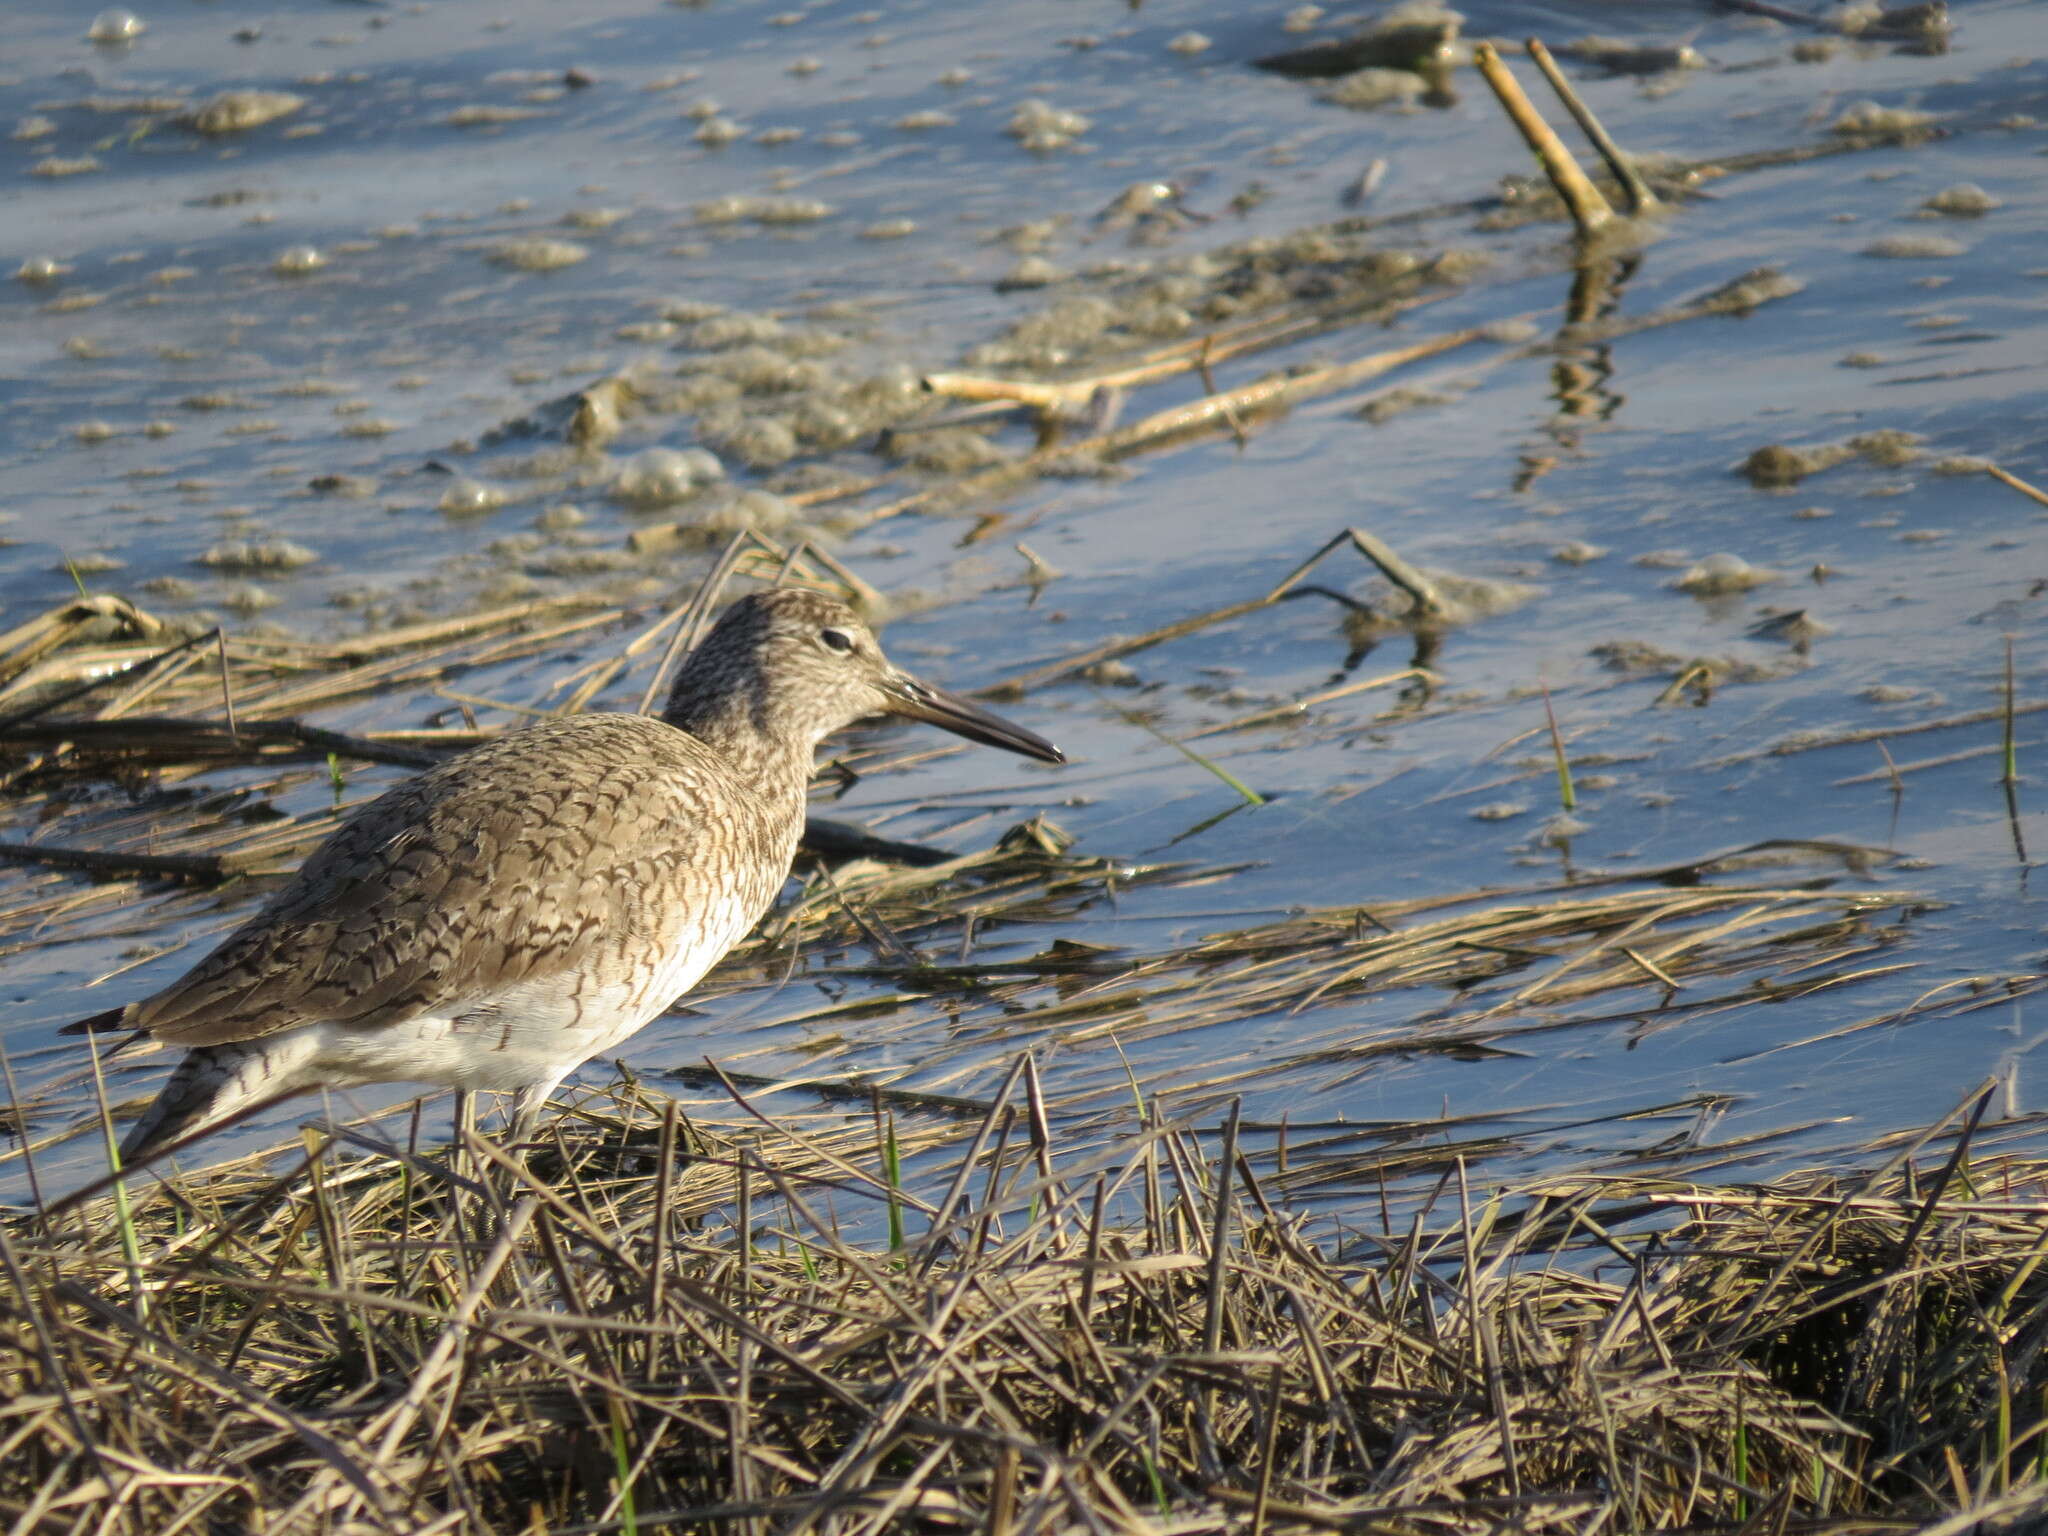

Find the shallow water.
[{"left": 4, "top": 0, "right": 2048, "bottom": 1203}]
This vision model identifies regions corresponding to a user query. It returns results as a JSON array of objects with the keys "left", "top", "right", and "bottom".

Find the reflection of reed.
[{"left": 1551, "top": 253, "right": 1639, "bottom": 422}]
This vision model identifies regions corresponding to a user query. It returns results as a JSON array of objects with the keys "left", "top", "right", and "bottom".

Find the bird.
[{"left": 63, "top": 586, "right": 1063, "bottom": 1172}]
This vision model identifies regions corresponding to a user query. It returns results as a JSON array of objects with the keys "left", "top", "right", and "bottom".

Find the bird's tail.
[{"left": 118, "top": 1034, "right": 320, "bottom": 1165}]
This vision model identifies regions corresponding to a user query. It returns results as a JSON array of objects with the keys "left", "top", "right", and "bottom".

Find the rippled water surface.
[{"left": 4, "top": 0, "right": 2048, "bottom": 1202}]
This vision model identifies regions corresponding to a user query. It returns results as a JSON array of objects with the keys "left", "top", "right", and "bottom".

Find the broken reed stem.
[
  {"left": 2004, "top": 636, "right": 2020, "bottom": 788},
  {"left": 918, "top": 288, "right": 1448, "bottom": 426},
  {"left": 1196, "top": 333, "right": 1250, "bottom": 451},
  {"left": 1472, "top": 42, "right": 1615, "bottom": 238},
  {"left": 637, "top": 533, "right": 766, "bottom": 716},
  {"left": 1524, "top": 39, "right": 1660, "bottom": 215},
  {"left": 1092, "top": 329, "right": 1487, "bottom": 458},
  {"left": 990, "top": 525, "right": 1445, "bottom": 697},
  {"left": 215, "top": 628, "right": 239, "bottom": 739},
  {"left": 1986, "top": 463, "right": 2048, "bottom": 510},
  {"left": 1183, "top": 666, "right": 1433, "bottom": 739},
  {"left": 1202, "top": 1101, "right": 1241, "bottom": 1356}
]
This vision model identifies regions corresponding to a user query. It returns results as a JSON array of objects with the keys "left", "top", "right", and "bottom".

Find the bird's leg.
[
  {"left": 504, "top": 1072, "right": 570, "bottom": 1181},
  {"left": 449, "top": 1088, "right": 475, "bottom": 1168}
]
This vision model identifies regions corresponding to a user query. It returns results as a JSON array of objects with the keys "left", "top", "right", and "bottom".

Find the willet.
[{"left": 65, "top": 587, "right": 1063, "bottom": 1170}]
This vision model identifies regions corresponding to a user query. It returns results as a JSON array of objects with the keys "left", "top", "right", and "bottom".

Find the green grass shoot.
[
  {"left": 1101, "top": 695, "right": 1264, "bottom": 806},
  {"left": 608, "top": 1400, "right": 638, "bottom": 1536},
  {"left": 83, "top": 1042, "right": 146, "bottom": 1320},
  {"left": 1542, "top": 682, "right": 1575, "bottom": 813},
  {"left": 882, "top": 1110, "right": 905, "bottom": 1253}
]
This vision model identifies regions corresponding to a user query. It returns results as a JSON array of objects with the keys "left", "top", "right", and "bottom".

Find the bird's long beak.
[{"left": 880, "top": 672, "right": 1065, "bottom": 763}]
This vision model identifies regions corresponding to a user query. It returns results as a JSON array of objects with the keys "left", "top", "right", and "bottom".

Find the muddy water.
[{"left": 4, "top": 0, "right": 2048, "bottom": 1201}]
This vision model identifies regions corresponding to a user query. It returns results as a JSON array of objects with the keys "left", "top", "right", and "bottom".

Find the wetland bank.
[{"left": 4, "top": 0, "right": 2048, "bottom": 1529}]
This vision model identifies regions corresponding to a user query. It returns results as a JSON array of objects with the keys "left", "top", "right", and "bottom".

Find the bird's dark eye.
[{"left": 819, "top": 627, "right": 856, "bottom": 655}]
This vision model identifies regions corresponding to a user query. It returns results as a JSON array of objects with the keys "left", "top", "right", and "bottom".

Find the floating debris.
[
  {"left": 1356, "top": 386, "right": 1454, "bottom": 424},
  {"left": 308, "top": 473, "right": 377, "bottom": 498},
  {"left": 887, "top": 425, "right": 1016, "bottom": 473},
  {"left": 437, "top": 479, "right": 508, "bottom": 517},
  {"left": 196, "top": 539, "right": 318, "bottom": 571},
  {"left": 446, "top": 105, "right": 545, "bottom": 127},
  {"left": 697, "top": 412, "right": 799, "bottom": 469},
  {"left": 895, "top": 109, "right": 955, "bottom": 131},
  {"left": 610, "top": 447, "right": 725, "bottom": 508},
  {"left": 178, "top": 90, "right": 305, "bottom": 135},
  {"left": 1591, "top": 638, "right": 1685, "bottom": 674},
  {"left": 1559, "top": 37, "right": 1704, "bottom": 75},
  {"left": 1931, "top": 454, "right": 1991, "bottom": 475},
  {"left": 1837, "top": 0, "right": 1953, "bottom": 49},
  {"left": 565, "top": 377, "right": 637, "bottom": 450},
  {"left": 1847, "top": 428, "right": 1922, "bottom": 466},
  {"left": 1831, "top": 100, "right": 1935, "bottom": 135},
  {"left": 1676, "top": 554, "right": 1779, "bottom": 596},
  {"left": 220, "top": 583, "right": 278, "bottom": 615},
  {"left": 750, "top": 198, "right": 833, "bottom": 225},
  {"left": 996, "top": 256, "right": 1070, "bottom": 292},
  {"left": 1864, "top": 234, "right": 1965, "bottom": 259},
  {"left": 1342, "top": 157, "right": 1390, "bottom": 207},
  {"left": 488, "top": 238, "right": 589, "bottom": 271},
  {"left": 272, "top": 246, "right": 327, "bottom": 277},
  {"left": 1255, "top": 4, "right": 1460, "bottom": 77},
  {"left": 31, "top": 156, "right": 102, "bottom": 178},
  {"left": 1921, "top": 182, "right": 2000, "bottom": 216},
  {"left": 1550, "top": 540, "right": 1608, "bottom": 565},
  {"left": 626, "top": 489, "right": 800, "bottom": 555},
  {"left": 1472, "top": 801, "right": 1530, "bottom": 821},
  {"left": 1322, "top": 68, "right": 1428, "bottom": 111},
  {"left": 62, "top": 553, "right": 126, "bottom": 576},
  {"left": 1741, "top": 442, "right": 1855, "bottom": 487},
  {"left": 688, "top": 312, "right": 784, "bottom": 348},
  {"left": 15, "top": 257, "right": 72, "bottom": 283},
  {"left": 1006, "top": 99, "right": 1091, "bottom": 153},
  {"left": 1748, "top": 609, "right": 1832, "bottom": 649},
  {"left": 1167, "top": 31, "right": 1212, "bottom": 56},
  {"left": 86, "top": 8, "right": 144, "bottom": 43}
]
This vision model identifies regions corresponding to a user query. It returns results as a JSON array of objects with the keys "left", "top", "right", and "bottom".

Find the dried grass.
[{"left": 5, "top": 1069, "right": 2048, "bottom": 1535}]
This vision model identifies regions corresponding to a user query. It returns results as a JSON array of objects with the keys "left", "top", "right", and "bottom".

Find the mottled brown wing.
[{"left": 127, "top": 716, "right": 790, "bottom": 1049}]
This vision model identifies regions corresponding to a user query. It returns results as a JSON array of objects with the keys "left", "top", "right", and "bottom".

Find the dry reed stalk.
[
  {"left": 14, "top": 1069, "right": 2048, "bottom": 1534},
  {"left": 1472, "top": 43, "right": 1615, "bottom": 237},
  {"left": 1523, "top": 39, "right": 1660, "bottom": 215}
]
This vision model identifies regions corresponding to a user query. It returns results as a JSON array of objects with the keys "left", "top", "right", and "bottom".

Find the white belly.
[{"left": 299, "top": 887, "right": 762, "bottom": 1093}]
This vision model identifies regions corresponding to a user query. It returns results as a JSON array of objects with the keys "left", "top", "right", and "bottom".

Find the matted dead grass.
[{"left": 5, "top": 1069, "right": 2048, "bottom": 1536}]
